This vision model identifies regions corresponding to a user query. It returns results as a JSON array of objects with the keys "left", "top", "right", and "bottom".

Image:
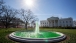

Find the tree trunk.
[
  {"left": 5, "top": 22, "right": 9, "bottom": 29},
  {"left": 5, "top": 23, "right": 8, "bottom": 29},
  {"left": 5, "top": 25, "right": 8, "bottom": 28},
  {"left": 25, "top": 21, "right": 28, "bottom": 30}
]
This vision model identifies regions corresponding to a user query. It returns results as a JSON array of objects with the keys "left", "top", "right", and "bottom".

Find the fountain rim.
[
  {"left": 8, "top": 31, "right": 67, "bottom": 43},
  {"left": 9, "top": 31, "right": 65, "bottom": 39}
]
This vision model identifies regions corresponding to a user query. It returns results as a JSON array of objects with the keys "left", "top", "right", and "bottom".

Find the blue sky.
[{"left": 4, "top": 0, "right": 76, "bottom": 21}]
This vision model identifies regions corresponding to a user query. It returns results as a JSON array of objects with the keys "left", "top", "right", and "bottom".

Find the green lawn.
[{"left": 0, "top": 28, "right": 76, "bottom": 43}]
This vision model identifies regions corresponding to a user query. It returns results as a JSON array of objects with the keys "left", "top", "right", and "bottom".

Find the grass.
[{"left": 0, "top": 28, "right": 76, "bottom": 43}]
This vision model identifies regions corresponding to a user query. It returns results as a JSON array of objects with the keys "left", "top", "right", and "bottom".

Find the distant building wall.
[
  {"left": 73, "top": 21, "right": 76, "bottom": 27},
  {"left": 40, "top": 17, "right": 73, "bottom": 27}
]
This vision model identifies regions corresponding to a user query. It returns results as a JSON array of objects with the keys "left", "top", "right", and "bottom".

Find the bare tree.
[
  {"left": 20, "top": 9, "right": 37, "bottom": 30},
  {"left": 0, "top": 6, "right": 18, "bottom": 28},
  {"left": 0, "top": 0, "right": 4, "bottom": 16},
  {"left": 0, "top": 0, "right": 24, "bottom": 28}
]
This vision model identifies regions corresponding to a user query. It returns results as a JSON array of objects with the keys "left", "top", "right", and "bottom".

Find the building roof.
[
  {"left": 40, "top": 20, "right": 48, "bottom": 22},
  {"left": 59, "top": 17, "right": 73, "bottom": 20}
]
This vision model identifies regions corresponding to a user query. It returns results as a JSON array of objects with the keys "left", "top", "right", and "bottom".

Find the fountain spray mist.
[{"left": 35, "top": 21, "right": 39, "bottom": 34}]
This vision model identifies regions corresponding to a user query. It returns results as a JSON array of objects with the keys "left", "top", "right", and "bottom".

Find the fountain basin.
[{"left": 8, "top": 31, "right": 66, "bottom": 43}]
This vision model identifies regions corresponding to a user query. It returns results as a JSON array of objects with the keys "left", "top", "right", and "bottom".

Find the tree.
[
  {"left": 10, "top": 17, "right": 25, "bottom": 28},
  {"left": 0, "top": 0, "right": 24, "bottom": 28},
  {"left": 0, "top": 0, "right": 4, "bottom": 16},
  {"left": 20, "top": 9, "right": 37, "bottom": 30},
  {"left": 0, "top": 6, "right": 18, "bottom": 28}
]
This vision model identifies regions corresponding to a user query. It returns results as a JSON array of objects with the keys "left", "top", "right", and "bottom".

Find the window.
[
  {"left": 63, "top": 21, "right": 64, "bottom": 23},
  {"left": 43, "top": 23, "right": 44, "bottom": 24},
  {"left": 70, "top": 24, "right": 72, "bottom": 26},
  {"left": 47, "top": 22, "right": 48, "bottom": 24},
  {"left": 45, "top": 22, "right": 46, "bottom": 24},
  {"left": 66, "top": 21, "right": 68, "bottom": 23},
  {"left": 70, "top": 21, "right": 71, "bottom": 23},
  {"left": 41, "top": 23, "right": 42, "bottom": 24},
  {"left": 67, "top": 25, "right": 68, "bottom": 27},
  {"left": 60, "top": 22, "right": 61, "bottom": 23}
]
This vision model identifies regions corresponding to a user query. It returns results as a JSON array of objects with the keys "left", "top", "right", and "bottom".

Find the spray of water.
[
  {"left": 35, "top": 21, "right": 39, "bottom": 34},
  {"left": 23, "top": 21, "right": 41, "bottom": 38}
]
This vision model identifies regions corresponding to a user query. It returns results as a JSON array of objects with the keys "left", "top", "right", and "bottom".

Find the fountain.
[{"left": 8, "top": 22, "right": 66, "bottom": 43}]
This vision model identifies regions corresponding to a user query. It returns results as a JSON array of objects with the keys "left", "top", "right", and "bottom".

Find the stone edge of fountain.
[{"left": 8, "top": 31, "right": 67, "bottom": 43}]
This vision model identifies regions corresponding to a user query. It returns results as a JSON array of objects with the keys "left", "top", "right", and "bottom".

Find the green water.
[{"left": 14, "top": 31, "right": 61, "bottom": 38}]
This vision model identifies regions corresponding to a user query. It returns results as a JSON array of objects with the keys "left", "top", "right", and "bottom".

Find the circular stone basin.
[{"left": 8, "top": 31, "right": 66, "bottom": 43}]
